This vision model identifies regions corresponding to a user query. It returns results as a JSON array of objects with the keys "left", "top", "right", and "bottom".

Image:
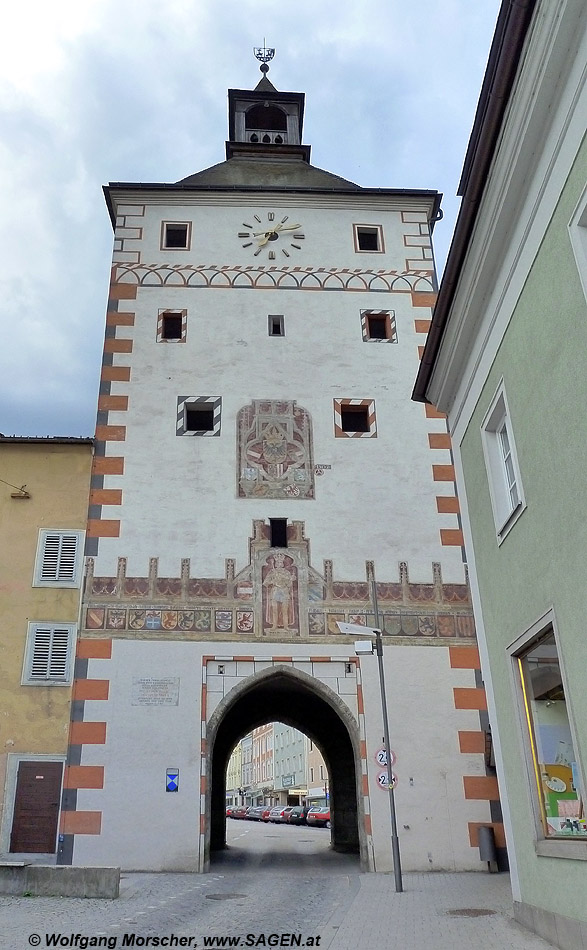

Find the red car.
[{"left": 306, "top": 806, "right": 330, "bottom": 828}]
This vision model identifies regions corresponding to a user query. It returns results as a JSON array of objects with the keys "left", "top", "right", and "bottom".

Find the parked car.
[
  {"left": 287, "top": 805, "right": 307, "bottom": 825},
  {"left": 230, "top": 805, "right": 248, "bottom": 819},
  {"left": 261, "top": 806, "right": 272, "bottom": 821},
  {"left": 226, "top": 806, "right": 233, "bottom": 817},
  {"left": 246, "top": 805, "right": 265, "bottom": 820},
  {"left": 282, "top": 806, "right": 297, "bottom": 823},
  {"left": 268, "top": 805, "right": 287, "bottom": 822},
  {"left": 306, "top": 806, "right": 330, "bottom": 828}
]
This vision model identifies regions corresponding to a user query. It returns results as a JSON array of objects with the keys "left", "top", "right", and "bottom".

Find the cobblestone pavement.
[{"left": 0, "top": 821, "right": 558, "bottom": 950}]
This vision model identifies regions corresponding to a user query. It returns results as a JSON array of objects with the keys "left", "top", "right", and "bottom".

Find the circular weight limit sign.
[
  {"left": 376, "top": 770, "right": 398, "bottom": 790},
  {"left": 374, "top": 748, "right": 396, "bottom": 768}
]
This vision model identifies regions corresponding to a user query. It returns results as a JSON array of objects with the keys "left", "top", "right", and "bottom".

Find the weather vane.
[{"left": 254, "top": 40, "right": 275, "bottom": 75}]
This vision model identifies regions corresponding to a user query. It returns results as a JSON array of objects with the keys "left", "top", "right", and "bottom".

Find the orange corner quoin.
[
  {"left": 64, "top": 765, "right": 105, "bottom": 789},
  {"left": 449, "top": 646, "right": 481, "bottom": 669},
  {"left": 440, "top": 528, "right": 464, "bottom": 546},
  {"left": 410, "top": 291, "right": 437, "bottom": 307},
  {"left": 69, "top": 722, "right": 107, "bottom": 745},
  {"left": 87, "top": 519, "right": 121, "bottom": 538},
  {"left": 72, "top": 679, "right": 110, "bottom": 701},
  {"left": 463, "top": 775, "right": 500, "bottom": 801},
  {"left": 453, "top": 687, "right": 487, "bottom": 710},
  {"left": 109, "top": 282, "right": 137, "bottom": 300},
  {"left": 76, "top": 638, "right": 113, "bottom": 660},
  {"left": 60, "top": 811, "right": 102, "bottom": 835}
]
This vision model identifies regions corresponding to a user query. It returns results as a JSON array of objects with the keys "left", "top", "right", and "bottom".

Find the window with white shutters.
[
  {"left": 23, "top": 623, "right": 75, "bottom": 684},
  {"left": 33, "top": 530, "right": 84, "bottom": 587}
]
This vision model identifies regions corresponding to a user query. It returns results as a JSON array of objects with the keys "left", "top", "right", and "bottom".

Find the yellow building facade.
[{"left": 0, "top": 437, "right": 92, "bottom": 859}]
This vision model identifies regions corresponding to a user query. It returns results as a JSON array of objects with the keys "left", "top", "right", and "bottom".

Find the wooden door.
[{"left": 9, "top": 761, "right": 63, "bottom": 853}]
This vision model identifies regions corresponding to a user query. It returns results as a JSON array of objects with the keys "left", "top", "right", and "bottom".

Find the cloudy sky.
[{"left": 0, "top": 0, "right": 500, "bottom": 437}]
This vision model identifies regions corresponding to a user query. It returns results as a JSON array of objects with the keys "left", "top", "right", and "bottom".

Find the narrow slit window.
[
  {"left": 269, "top": 518, "right": 288, "bottom": 547},
  {"left": 268, "top": 315, "right": 285, "bottom": 337}
]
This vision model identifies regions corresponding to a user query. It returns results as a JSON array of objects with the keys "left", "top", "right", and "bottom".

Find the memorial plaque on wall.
[{"left": 131, "top": 677, "right": 180, "bottom": 706}]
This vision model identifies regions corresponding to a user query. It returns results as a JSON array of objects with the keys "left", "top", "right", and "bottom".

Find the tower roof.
[
  {"left": 176, "top": 157, "right": 360, "bottom": 190},
  {"left": 254, "top": 75, "right": 278, "bottom": 93}
]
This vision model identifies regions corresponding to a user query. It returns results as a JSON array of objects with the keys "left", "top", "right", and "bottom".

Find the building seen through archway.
[{"left": 226, "top": 723, "right": 329, "bottom": 810}]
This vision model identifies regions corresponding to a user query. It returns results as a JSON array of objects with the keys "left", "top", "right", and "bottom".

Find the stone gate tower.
[{"left": 60, "top": 58, "right": 504, "bottom": 872}]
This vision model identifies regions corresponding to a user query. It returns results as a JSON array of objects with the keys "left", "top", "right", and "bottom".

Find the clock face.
[{"left": 238, "top": 212, "right": 305, "bottom": 259}]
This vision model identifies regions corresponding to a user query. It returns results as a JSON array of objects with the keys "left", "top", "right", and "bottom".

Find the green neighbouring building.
[{"left": 414, "top": 0, "right": 587, "bottom": 947}]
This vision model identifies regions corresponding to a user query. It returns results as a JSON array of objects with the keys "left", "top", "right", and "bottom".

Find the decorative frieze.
[{"left": 82, "top": 527, "right": 475, "bottom": 642}]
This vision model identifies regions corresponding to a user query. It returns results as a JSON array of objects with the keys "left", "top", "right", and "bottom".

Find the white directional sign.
[
  {"left": 375, "top": 747, "right": 396, "bottom": 768},
  {"left": 336, "top": 622, "right": 380, "bottom": 636},
  {"left": 376, "top": 769, "right": 398, "bottom": 790}
]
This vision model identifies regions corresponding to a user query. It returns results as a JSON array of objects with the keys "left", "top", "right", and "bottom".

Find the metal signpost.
[{"left": 337, "top": 577, "right": 404, "bottom": 893}]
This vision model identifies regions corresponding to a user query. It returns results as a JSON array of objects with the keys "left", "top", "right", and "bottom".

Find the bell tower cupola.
[{"left": 226, "top": 46, "right": 310, "bottom": 162}]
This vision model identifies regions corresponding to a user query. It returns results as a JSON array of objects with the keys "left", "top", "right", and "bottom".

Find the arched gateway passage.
[{"left": 205, "top": 666, "right": 366, "bottom": 868}]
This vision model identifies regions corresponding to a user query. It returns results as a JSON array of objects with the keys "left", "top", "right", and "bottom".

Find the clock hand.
[{"left": 252, "top": 223, "right": 302, "bottom": 236}]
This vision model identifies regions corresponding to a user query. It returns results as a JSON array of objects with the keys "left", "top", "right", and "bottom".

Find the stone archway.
[{"left": 204, "top": 665, "right": 366, "bottom": 869}]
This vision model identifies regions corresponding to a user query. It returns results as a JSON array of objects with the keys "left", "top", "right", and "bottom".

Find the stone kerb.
[{"left": 0, "top": 863, "right": 120, "bottom": 898}]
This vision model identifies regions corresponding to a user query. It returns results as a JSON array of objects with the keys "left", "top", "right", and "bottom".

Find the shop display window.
[{"left": 517, "top": 627, "right": 585, "bottom": 837}]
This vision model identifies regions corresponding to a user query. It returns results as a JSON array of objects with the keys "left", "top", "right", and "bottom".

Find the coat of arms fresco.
[{"left": 237, "top": 400, "right": 314, "bottom": 498}]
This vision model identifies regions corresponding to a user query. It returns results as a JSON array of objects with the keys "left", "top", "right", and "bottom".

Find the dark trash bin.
[{"left": 478, "top": 825, "right": 497, "bottom": 871}]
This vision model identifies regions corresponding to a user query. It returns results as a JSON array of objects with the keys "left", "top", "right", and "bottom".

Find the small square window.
[
  {"left": 354, "top": 224, "right": 384, "bottom": 253},
  {"left": 177, "top": 396, "right": 222, "bottom": 437},
  {"left": 157, "top": 310, "right": 186, "bottom": 343},
  {"left": 334, "top": 399, "right": 377, "bottom": 438},
  {"left": 268, "top": 315, "right": 285, "bottom": 337},
  {"left": 341, "top": 405, "right": 369, "bottom": 432},
  {"left": 361, "top": 310, "right": 397, "bottom": 342},
  {"left": 162, "top": 313, "right": 183, "bottom": 339},
  {"left": 162, "top": 221, "right": 191, "bottom": 250},
  {"left": 186, "top": 405, "right": 214, "bottom": 432},
  {"left": 367, "top": 316, "right": 387, "bottom": 338}
]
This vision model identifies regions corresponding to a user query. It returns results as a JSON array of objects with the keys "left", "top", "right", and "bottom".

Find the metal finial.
[{"left": 254, "top": 42, "right": 275, "bottom": 73}]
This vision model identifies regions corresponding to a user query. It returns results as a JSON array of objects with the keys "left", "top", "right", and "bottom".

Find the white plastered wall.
[
  {"left": 73, "top": 640, "right": 488, "bottom": 872},
  {"left": 96, "top": 198, "right": 464, "bottom": 584}
]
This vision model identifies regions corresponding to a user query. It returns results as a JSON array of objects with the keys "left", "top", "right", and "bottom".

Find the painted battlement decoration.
[{"left": 82, "top": 521, "right": 474, "bottom": 642}]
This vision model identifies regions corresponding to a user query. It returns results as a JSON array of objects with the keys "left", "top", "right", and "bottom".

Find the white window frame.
[
  {"left": 481, "top": 380, "right": 525, "bottom": 542},
  {"left": 22, "top": 621, "right": 76, "bottom": 685},
  {"left": 33, "top": 529, "right": 84, "bottom": 588},
  {"left": 568, "top": 182, "right": 587, "bottom": 304}
]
